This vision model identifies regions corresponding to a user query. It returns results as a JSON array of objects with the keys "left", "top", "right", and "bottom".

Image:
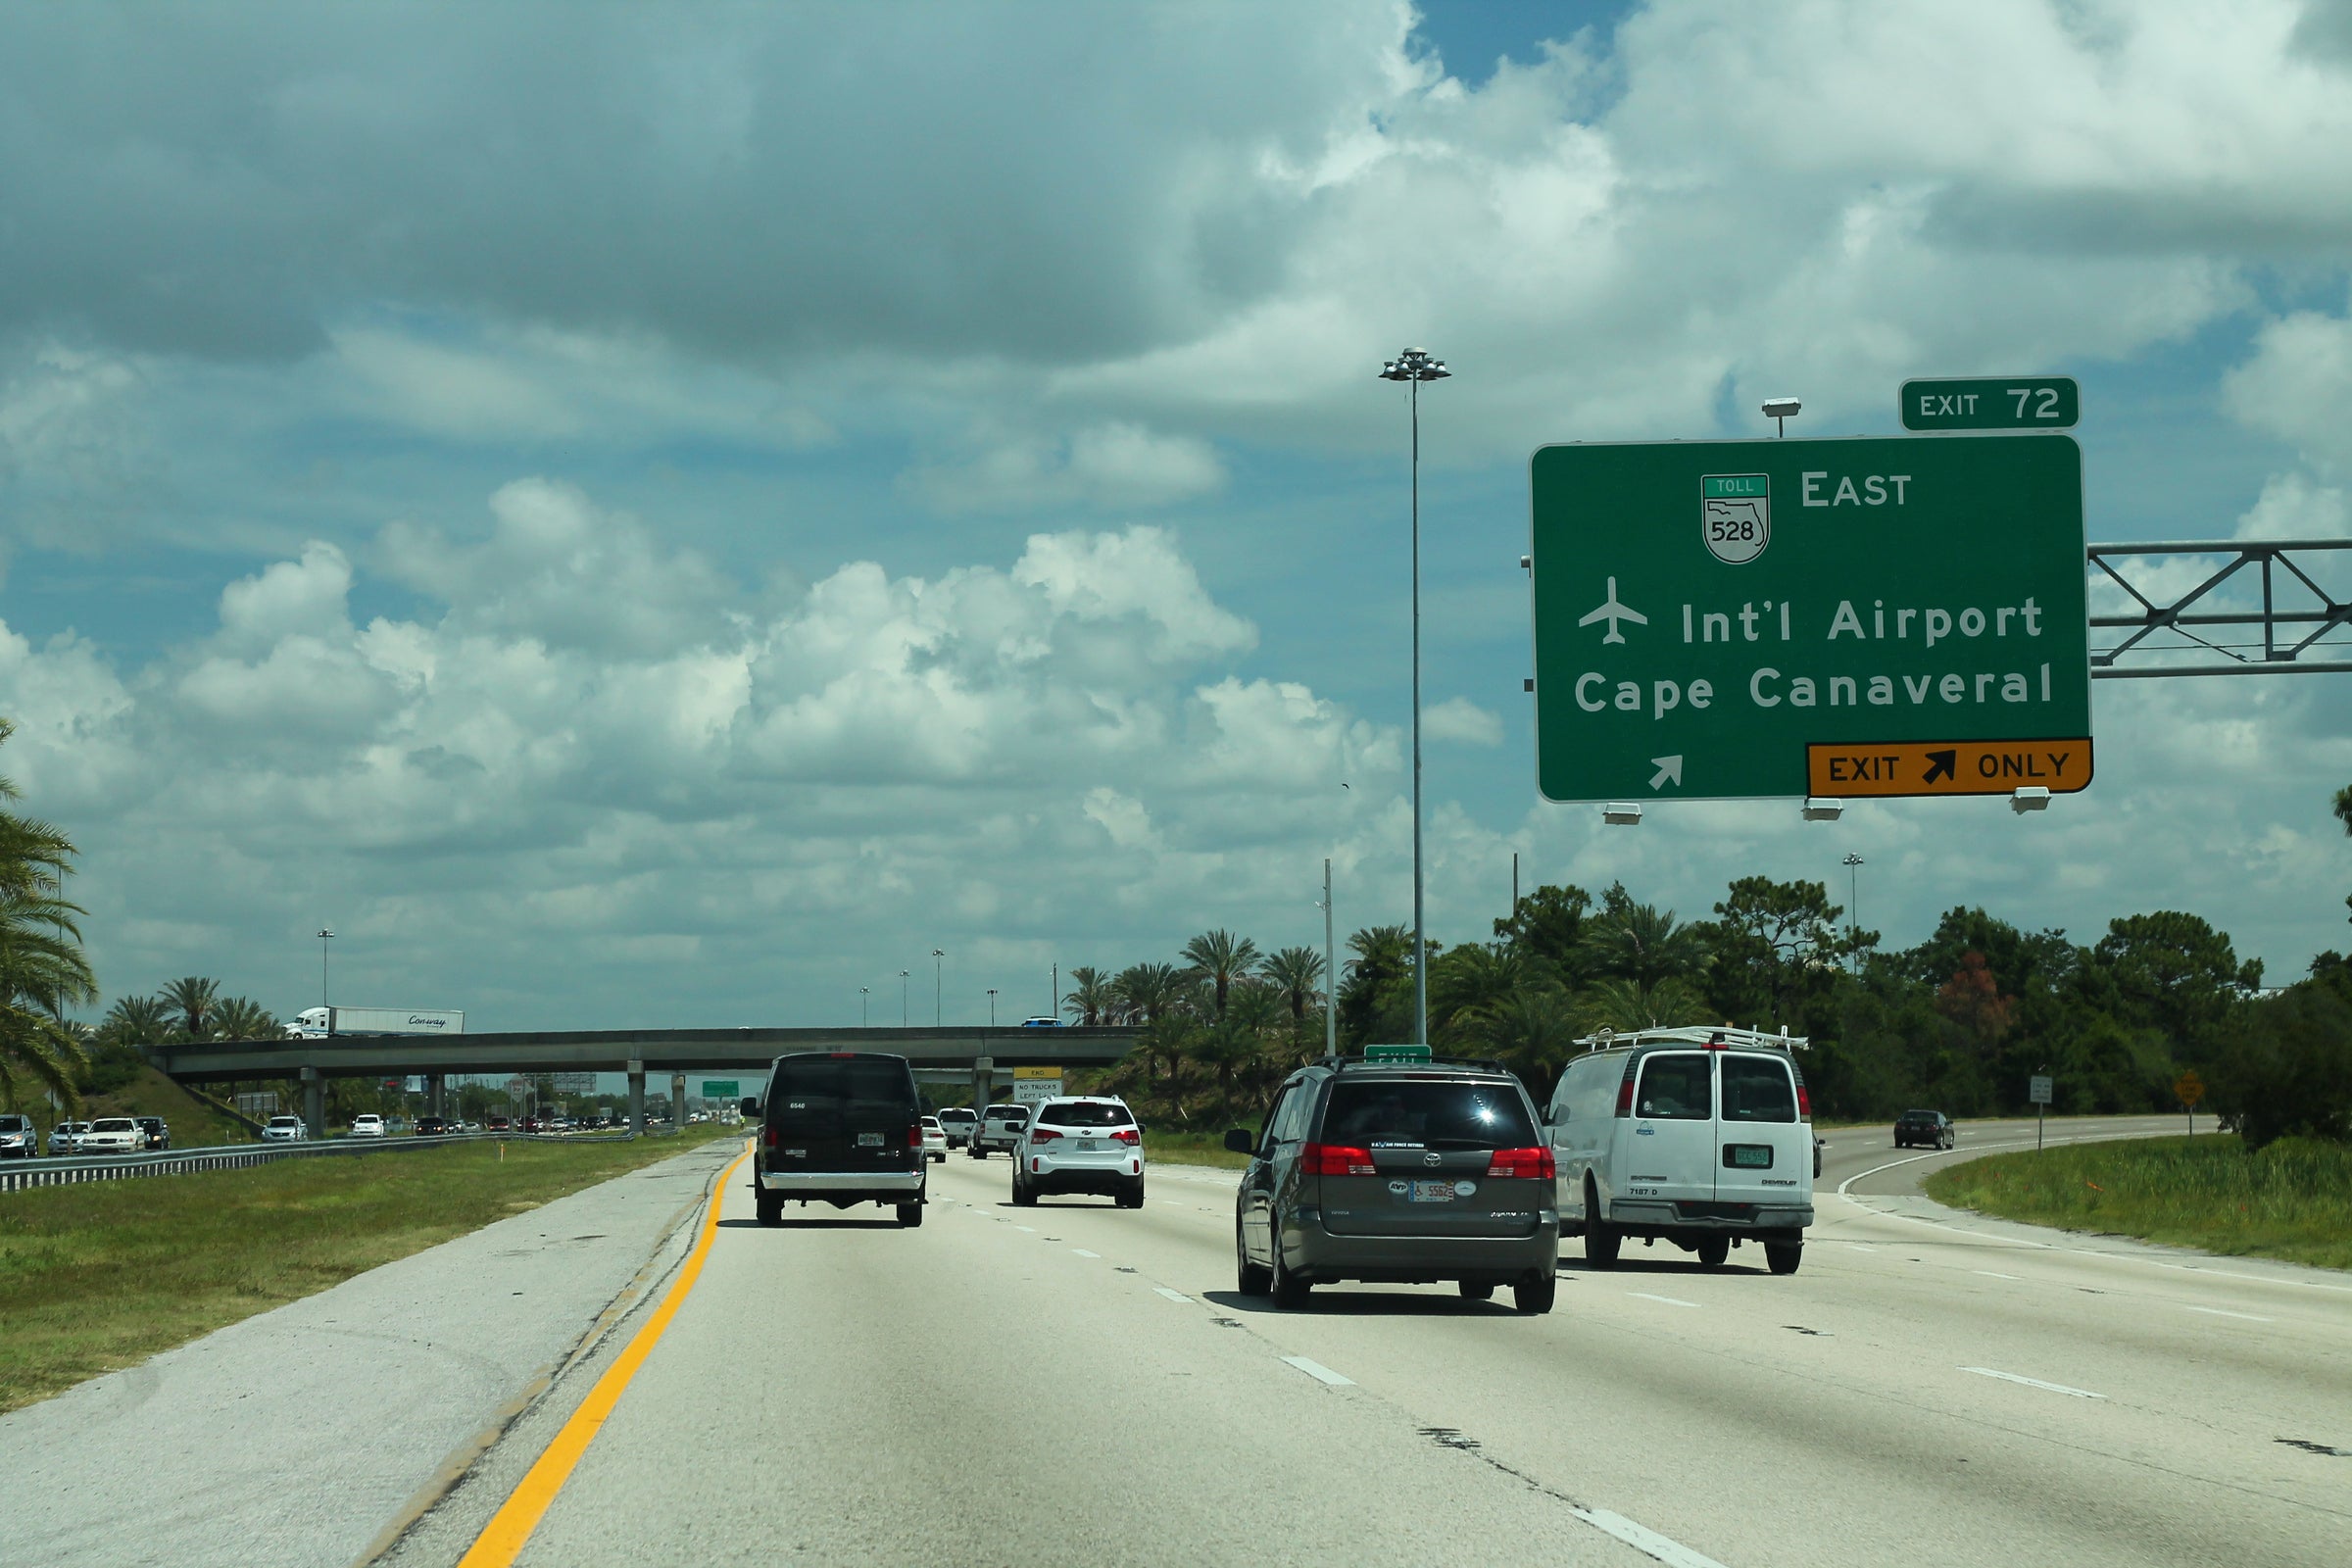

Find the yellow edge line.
[{"left": 457, "top": 1142, "right": 751, "bottom": 1567}]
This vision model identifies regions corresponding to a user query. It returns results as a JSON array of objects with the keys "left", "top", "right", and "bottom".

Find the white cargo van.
[{"left": 1546, "top": 1027, "right": 1814, "bottom": 1275}]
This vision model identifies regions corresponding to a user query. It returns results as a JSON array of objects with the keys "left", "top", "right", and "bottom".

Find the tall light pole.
[
  {"left": 859, "top": 986, "right": 869, "bottom": 1027},
  {"left": 986, "top": 988, "right": 999, "bottom": 1028},
  {"left": 1379, "top": 346, "right": 1449, "bottom": 1047},
  {"left": 1323, "top": 858, "right": 1336, "bottom": 1058},
  {"left": 899, "top": 970, "right": 909, "bottom": 1027},
  {"left": 1841, "top": 853, "right": 1864, "bottom": 969},
  {"left": 931, "top": 949, "right": 945, "bottom": 1026},
  {"left": 317, "top": 928, "right": 334, "bottom": 1009}
]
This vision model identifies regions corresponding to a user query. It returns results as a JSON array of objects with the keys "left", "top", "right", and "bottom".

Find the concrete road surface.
[{"left": 380, "top": 1116, "right": 2350, "bottom": 1568}]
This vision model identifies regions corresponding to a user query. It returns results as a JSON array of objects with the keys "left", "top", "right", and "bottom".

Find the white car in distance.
[
  {"left": 79, "top": 1117, "right": 145, "bottom": 1154},
  {"left": 920, "top": 1115, "right": 949, "bottom": 1163},
  {"left": 261, "top": 1114, "right": 308, "bottom": 1142},
  {"left": 350, "top": 1113, "right": 387, "bottom": 1139},
  {"left": 48, "top": 1121, "right": 91, "bottom": 1155}
]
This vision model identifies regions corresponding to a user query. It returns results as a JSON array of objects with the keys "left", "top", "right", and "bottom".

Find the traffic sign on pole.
[
  {"left": 1900, "top": 375, "right": 2080, "bottom": 431},
  {"left": 1529, "top": 436, "right": 2090, "bottom": 802}
]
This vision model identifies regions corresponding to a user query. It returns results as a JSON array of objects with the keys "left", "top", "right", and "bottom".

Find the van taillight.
[
  {"left": 1487, "top": 1147, "right": 1555, "bottom": 1180},
  {"left": 1796, "top": 1085, "right": 1812, "bottom": 1121},
  {"left": 1110, "top": 1128, "right": 1141, "bottom": 1146},
  {"left": 763, "top": 1127, "right": 779, "bottom": 1148},
  {"left": 1615, "top": 1073, "right": 1636, "bottom": 1117},
  {"left": 1300, "top": 1142, "right": 1376, "bottom": 1176},
  {"left": 906, "top": 1124, "right": 922, "bottom": 1149}
]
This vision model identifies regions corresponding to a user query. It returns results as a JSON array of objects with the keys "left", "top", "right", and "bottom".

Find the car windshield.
[
  {"left": 1321, "top": 1079, "right": 1537, "bottom": 1148},
  {"left": 269, "top": 1117, "right": 300, "bottom": 1127},
  {"left": 0, "top": 1116, "right": 29, "bottom": 1131},
  {"left": 92, "top": 1119, "right": 134, "bottom": 1131},
  {"left": 1037, "top": 1102, "right": 1134, "bottom": 1128}
]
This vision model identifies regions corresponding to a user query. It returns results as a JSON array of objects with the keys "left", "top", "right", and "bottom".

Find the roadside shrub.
[{"left": 2208, "top": 984, "right": 2352, "bottom": 1150}]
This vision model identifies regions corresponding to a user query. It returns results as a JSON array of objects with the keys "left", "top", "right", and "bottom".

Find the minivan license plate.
[
  {"left": 1407, "top": 1181, "right": 1455, "bottom": 1202},
  {"left": 858, "top": 1132, "right": 884, "bottom": 1148}
]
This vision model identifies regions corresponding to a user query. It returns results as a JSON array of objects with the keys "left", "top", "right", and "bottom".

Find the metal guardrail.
[{"left": 0, "top": 1130, "right": 637, "bottom": 1196}]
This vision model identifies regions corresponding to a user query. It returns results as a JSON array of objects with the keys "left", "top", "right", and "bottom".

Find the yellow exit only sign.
[{"left": 1806, "top": 738, "right": 2092, "bottom": 799}]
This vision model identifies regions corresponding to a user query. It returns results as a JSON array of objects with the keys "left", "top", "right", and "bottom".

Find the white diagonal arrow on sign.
[{"left": 1649, "top": 756, "right": 1683, "bottom": 790}]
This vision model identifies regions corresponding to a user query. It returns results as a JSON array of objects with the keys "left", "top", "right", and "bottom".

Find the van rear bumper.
[
  {"left": 759, "top": 1169, "right": 924, "bottom": 1196},
  {"left": 1608, "top": 1200, "right": 1813, "bottom": 1230},
  {"left": 1291, "top": 1208, "right": 1559, "bottom": 1285}
]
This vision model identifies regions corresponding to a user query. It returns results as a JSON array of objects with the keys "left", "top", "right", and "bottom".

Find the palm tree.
[
  {"left": 1573, "top": 976, "right": 1711, "bottom": 1033},
  {"left": 1429, "top": 943, "right": 1550, "bottom": 1039},
  {"left": 1464, "top": 986, "right": 1581, "bottom": 1078},
  {"left": 1114, "top": 962, "right": 1184, "bottom": 1025},
  {"left": 1062, "top": 966, "right": 1116, "bottom": 1026},
  {"left": 1577, "top": 902, "right": 1710, "bottom": 990},
  {"left": 1258, "top": 947, "right": 1326, "bottom": 1020},
  {"left": 96, "top": 995, "right": 175, "bottom": 1048},
  {"left": 0, "top": 720, "right": 98, "bottom": 1108},
  {"left": 161, "top": 976, "right": 221, "bottom": 1040},
  {"left": 214, "top": 997, "right": 281, "bottom": 1041},
  {"left": 1181, "top": 929, "right": 1261, "bottom": 1018},
  {"left": 1347, "top": 924, "right": 1414, "bottom": 985}
]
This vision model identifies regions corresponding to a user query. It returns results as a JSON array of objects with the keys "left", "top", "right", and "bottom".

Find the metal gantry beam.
[{"left": 2086, "top": 539, "right": 2352, "bottom": 678}]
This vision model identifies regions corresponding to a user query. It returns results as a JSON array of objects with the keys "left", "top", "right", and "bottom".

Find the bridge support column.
[
  {"left": 627, "top": 1060, "right": 646, "bottom": 1137},
  {"left": 428, "top": 1074, "right": 446, "bottom": 1117},
  {"left": 671, "top": 1072, "right": 686, "bottom": 1134},
  {"left": 301, "top": 1067, "right": 324, "bottom": 1139},
  {"left": 971, "top": 1056, "right": 994, "bottom": 1116}
]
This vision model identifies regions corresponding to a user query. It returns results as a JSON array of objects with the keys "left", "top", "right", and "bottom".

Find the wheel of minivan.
[
  {"left": 1696, "top": 1237, "right": 1730, "bottom": 1269},
  {"left": 1513, "top": 1274, "right": 1556, "bottom": 1314},
  {"left": 896, "top": 1200, "right": 924, "bottom": 1227},
  {"left": 1272, "top": 1245, "right": 1312, "bottom": 1309},
  {"left": 1236, "top": 1227, "right": 1271, "bottom": 1296},
  {"left": 1765, "top": 1242, "right": 1802, "bottom": 1275},
  {"left": 1457, "top": 1281, "right": 1494, "bottom": 1301}
]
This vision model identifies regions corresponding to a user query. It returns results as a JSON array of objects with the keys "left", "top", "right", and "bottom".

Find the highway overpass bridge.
[{"left": 148, "top": 1026, "right": 1141, "bottom": 1137}]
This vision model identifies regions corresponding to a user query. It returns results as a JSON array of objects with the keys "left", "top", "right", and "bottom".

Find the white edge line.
[
  {"left": 1152, "top": 1286, "right": 1193, "bottom": 1303},
  {"left": 1010, "top": 1224, "right": 1036, "bottom": 1232},
  {"left": 1072, "top": 1249, "right": 1101, "bottom": 1258},
  {"left": 1628, "top": 1292, "right": 1701, "bottom": 1308},
  {"left": 1279, "top": 1354, "right": 1354, "bottom": 1387},
  {"left": 1973, "top": 1270, "right": 2022, "bottom": 1280},
  {"left": 1570, "top": 1506, "right": 1732, "bottom": 1568},
  {"left": 1962, "top": 1366, "right": 2105, "bottom": 1398},
  {"left": 2184, "top": 1305, "right": 2272, "bottom": 1322}
]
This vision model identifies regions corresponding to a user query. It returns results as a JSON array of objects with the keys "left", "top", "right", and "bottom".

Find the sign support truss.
[{"left": 2087, "top": 539, "right": 2352, "bottom": 678}]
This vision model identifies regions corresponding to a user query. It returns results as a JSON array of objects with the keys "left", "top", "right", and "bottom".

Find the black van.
[{"left": 743, "top": 1052, "right": 927, "bottom": 1227}]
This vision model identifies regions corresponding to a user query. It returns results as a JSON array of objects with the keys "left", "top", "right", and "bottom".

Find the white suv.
[
  {"left": 1012, "top": 1096, "right": 1145, "bottom": 1208},
  {"left": 350, "top": 1113, "right": 387, "bottom": 1139},
  {"left": 262, "top": 1114, "right": 308, "bottom": 1142},
  {"left": 48, "top": 1121, "right": 91, "bottom": 1155}
]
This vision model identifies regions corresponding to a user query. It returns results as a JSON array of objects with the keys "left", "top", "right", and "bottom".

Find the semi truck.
[{"left": 290, "top": 1006, "right": 466, "bottom": 1039}]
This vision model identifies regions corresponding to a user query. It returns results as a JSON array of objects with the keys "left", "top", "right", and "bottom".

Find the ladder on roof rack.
[{"left": 1571, "top": 1026, "right": 1809, "bottom": 1054}]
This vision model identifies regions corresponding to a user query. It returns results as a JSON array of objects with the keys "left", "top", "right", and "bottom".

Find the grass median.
[
  {"left": 0, "top": 1127, "right": 744, "bottom": 1415},
  {"left": 1923, "top": 1132, "right": 2352, "bottom": 1272}
]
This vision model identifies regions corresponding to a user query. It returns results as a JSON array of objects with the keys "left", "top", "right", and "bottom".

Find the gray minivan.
[{"left": 1226, "top": 1054, "right": 1560, "bottom": 1312}]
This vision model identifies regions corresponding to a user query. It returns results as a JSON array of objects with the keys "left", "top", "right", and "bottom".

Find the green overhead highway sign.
[
  {"left": 1901, "top": 375, "right": 2079, "bottom": 431},
  {"left": 699, "top": 1080, "right": 739, "bottom": 1098},
  {"left": 1529, "top": 436, "right": 2089, "bottom": 802}
]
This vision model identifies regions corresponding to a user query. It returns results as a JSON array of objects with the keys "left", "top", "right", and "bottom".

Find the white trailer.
[{"left": 291, "top": 1006, "right": 466, "bottom": 1038}]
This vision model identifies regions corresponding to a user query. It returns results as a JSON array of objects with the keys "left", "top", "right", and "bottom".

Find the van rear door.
[
  {"left": 767, "top": 1054, "right": 918, "bottom": 1174},
  {"left": 1314, "top": 1076, "right": 1545, "bottom": 1239},
  {"left": 1713, "top": 1051, "right": 1810, "bottom": 1208},
  {"left": 1625, "top": 1052, "right": 1715, "bottom": 1208}
]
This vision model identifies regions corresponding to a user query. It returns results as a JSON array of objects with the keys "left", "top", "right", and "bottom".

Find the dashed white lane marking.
[
  {"left": 1570, "top": 1506, "right": 1732, "bottom": 1568},
  {"left": 1010, "top": 1225, "right": 1036, "bottom": 1232},
  {"left": 1152, "top": 1287, "right": 1193, "bottom": 1304},
  {"left": 1628, "top": 1292, "right": 1701, "bottom": 1309},
  {"left": 1841, "top": 1242, "right": 1880, "bottom": 1252},
  {"left": 1974, "top": 1270, "right": 2022, "bottom": 1280},
  {"left": 2185, "top": 1305, "right": 2272, "bottom": 1322},
  {"left": 1962, "top": 1366, "right": 2105, "bottom": 1398},
  {"left": 1158, "top": 1200, "right": 1186, "bottom": 1206},
  {"left": 1279, "top": 1355, "right": 1355, "bottom": 1387},
  {"left": 1072, "top": 1249, "right": 1101, "bottom": 1258}
]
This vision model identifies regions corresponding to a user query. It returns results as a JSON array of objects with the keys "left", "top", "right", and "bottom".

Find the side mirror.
[
  {"left": 739, "top": 1097, "right": 760, "bottom": 1118},
  {"left": 1223, "top": 1128, "right": 1256, "bottom": 1155}
]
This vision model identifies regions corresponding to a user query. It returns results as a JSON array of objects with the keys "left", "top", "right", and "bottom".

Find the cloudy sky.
[{"left": 7, "top": 0, "right": 2352, "bottom": 1031}]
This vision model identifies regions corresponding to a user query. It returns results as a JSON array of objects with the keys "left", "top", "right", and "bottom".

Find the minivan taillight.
[
  {"left": 1031, "top": 1126, "right": 1062, "bottom": 1144},
  {"left": 1110, "top": 1127, "right": 1141, "bottom": 1146},
  {"left": 1300, "top": 1142, "right": 1376, "bottom": 1176},
  {"left": 1487, "top": 1147, "right": 1555, "bottom": 1180}
]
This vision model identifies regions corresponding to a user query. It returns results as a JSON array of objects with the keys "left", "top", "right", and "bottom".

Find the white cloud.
[
  {"left": 2224, "top": 291, "right": 2352, "bottom": 476},
  {"left": 905, "top": 420, "right": 1225, "bottom": 513},
  {"left": 1422, "top": 696, "right": 1503, "bottom": 746}
]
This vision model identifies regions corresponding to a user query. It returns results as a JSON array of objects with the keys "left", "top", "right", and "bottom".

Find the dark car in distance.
[
  {"left": 134, "top": 1116, "right": 170, "bottom": 1152},
  {"left": 1893, "top": 1109, "right": 1955, "bottom": 1150},
  {"left": 416, "top": 1115, "right": 452, "bottom": 1137},
  {"left": 1227, "top": 1054, "right": 1559, "bottom": 1313}
]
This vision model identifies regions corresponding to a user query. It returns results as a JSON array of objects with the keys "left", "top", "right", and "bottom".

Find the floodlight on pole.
[
  {"left": 1761, "top": 396, "right": 1801, "bottom": 436},
  {"left": 1841, "top": 853, "right": 1864, "bottom": 969},
  {"left": 859, "top": 986, "right": 869, "bottom": 1027},
  {"left": 1377, "top": 345, "right": 1450, "bottom": 1047},
  {"left": 317, "top": 928, "right": 334, "bottom": 1009},
  {"left": 1801, "top": 798, "right": 1845, "bottom": 821},
  {"left": 900, "top": 969, "right": 910, "bottom": 1027},
  {"left": 986, "top": 988, "right": 999, "bottom": 1028},
  {"left": 932, "top": 949, "right": 945, "bottom": 1025}
]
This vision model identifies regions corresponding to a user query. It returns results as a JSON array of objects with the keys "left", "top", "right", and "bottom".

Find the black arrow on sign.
[{"left": 1922, "top": 749, "right": 1957, "bottom": 785}]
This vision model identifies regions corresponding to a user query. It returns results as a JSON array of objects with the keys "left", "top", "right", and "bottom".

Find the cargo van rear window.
[
  {"left": 770, "top": 1058, "right": 915, "bottom": 1134},
  {"left": 1322, "top": 1081, "right": 1536, "bottom": 1148},
  {"left": 1720, "top": 1055, "right": 1797, "bottom": 1122},
  {"left": 1634, "top": 1054, "right": 1711, "bottom": 1119}
]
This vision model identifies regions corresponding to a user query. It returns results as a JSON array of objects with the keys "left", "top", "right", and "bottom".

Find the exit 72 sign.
[{"left": 1528, "top": 436, "right": 2090, "bottom": 802}]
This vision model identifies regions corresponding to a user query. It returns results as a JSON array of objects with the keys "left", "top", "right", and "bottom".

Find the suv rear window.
[
  {"left": 1321, "top": 1079, "right": 1537, "bottom": 1148},
  {"left": 1037, "top": 1102, "right": 1134, "bottom": 1128},
  {"left": 1720, "top": 1055, "right": 1797, "bottom": 1122},
  {"left": 1634, "top": 1054, "right": 1711, "bottom": 1120},
  {"left": 769, "top": 1057, "right": 915, "bottom": 1135}
]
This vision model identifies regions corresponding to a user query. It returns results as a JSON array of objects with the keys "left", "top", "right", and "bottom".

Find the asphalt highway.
[{"left": 377, "top": 1114, "right": 2349, "bottom": 1568}]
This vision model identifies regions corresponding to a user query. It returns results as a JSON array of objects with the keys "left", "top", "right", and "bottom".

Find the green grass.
[
  {"left": 0, "top": 1125, "right": 744, "bottom": 1414},
  {"left": 1144, "top": 1129, "right": 1251, "bottom": 1169},
  {"left": 1924, "top": 1133, "right": 2352, "bottom": 1272}
]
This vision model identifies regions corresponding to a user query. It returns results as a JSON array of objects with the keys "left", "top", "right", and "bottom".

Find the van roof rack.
[
  {"left": 1314, "top": 1054, "right": 1516, "bottom": 1075},
  {"left": 1570, "top": 1025, "right": 1809, "bottom": 1054}
]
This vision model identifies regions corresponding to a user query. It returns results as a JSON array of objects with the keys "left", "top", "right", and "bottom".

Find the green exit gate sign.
[
  {"left": 1529, "top": 436, "right": 2090, "bottom": 802},
  {"left": 1901, "top": 375, "right": 2079, "bottom": 430}
]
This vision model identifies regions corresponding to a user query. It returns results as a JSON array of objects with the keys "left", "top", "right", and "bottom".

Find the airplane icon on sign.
[{"left": 1578, "top": 577, "right": 1647, "bottom": 644}]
